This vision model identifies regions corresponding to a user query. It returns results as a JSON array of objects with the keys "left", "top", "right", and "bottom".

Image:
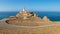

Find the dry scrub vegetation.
[{"left": 0, "top": 26, "right": 60, "bottom": 34}]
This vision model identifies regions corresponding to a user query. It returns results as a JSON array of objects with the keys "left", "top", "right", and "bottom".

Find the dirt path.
[{"left": 0, "top": 20, "right": 60, "bottom": 29}]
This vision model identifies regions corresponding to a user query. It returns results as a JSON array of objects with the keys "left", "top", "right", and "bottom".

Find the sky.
[{"left": 0, "top": 0, "right": 60, "bottom": 11}]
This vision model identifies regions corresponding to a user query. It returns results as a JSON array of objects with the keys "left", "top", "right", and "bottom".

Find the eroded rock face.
[
  {"left": 42, "top": 16, "right": 52, "bottom": 24},
  {"left": 43, "top": 16, "right": 49, "bottom": 21},
  {"left": 5, "top": 10, "right": 42, "bottom": 26}
]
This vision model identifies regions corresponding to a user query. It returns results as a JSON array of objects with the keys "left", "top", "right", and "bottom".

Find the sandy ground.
[{"left": 0, "top": 19, "right": 60, "bottom": 34}]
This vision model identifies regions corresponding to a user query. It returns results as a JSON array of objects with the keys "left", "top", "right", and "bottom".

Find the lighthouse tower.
[
  {"left": 19, "top": 8, "right": 27, "bottom": 13},
  {"left": 22, "top": 8, "right": 25, "bottom": 11}
]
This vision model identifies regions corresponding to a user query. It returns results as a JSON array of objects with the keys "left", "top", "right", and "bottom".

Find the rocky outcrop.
[
  {"left": 42, "top": 16, "right": 50, "bottom": 21},
  {"left": 5, "top": 9, "right": 42, "bottom": 26},
  {"left": 42, "top": 16, "right": 52, "bottom": 25}
]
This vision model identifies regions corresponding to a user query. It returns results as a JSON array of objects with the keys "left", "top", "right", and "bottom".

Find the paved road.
[{"left": 0, "top": 20, "right": 60, "bottom": 29}]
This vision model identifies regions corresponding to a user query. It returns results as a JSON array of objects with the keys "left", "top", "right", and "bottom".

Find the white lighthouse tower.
[{"left": 19, "top": 8, "right": 26, "bottom": 13}]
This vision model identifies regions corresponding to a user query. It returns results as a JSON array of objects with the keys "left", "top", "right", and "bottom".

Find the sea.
[{"left": 0, "top": 11, "right": 60, "bottom": 21}]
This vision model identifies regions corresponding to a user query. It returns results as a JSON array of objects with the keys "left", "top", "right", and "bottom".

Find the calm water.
[{"left": 0, "top": 11, "right": 60, "bottom": 21}]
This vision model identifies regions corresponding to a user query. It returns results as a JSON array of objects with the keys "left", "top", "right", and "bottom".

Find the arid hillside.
[{"left": 0, "top": 9, "right": 60, "bottom": 34}]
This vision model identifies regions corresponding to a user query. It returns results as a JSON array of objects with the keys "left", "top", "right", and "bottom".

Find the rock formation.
[
  {"left": 4, "top": 8, "right": 52, "bottom": 26},
  {"left": 1, "top": 8, "right": 60, "bottom": 34},
  {"left": 43, "top": 16, "right": 49, "bottom": 21},
  {"left": 5, "top": 8, "right": 41, "bottom": 26},
  {"left": 42, "top": 16, "right": 52, "bottom": 25}
]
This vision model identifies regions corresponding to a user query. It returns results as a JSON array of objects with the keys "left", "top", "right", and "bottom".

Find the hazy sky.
[{"left": 0, "top": 0, "right": 60, "bottom": 11}]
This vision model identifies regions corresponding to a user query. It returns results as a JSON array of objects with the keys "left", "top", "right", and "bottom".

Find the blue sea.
[{"left": 0, "top": 11, "right": 60, "bottom": 21}]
